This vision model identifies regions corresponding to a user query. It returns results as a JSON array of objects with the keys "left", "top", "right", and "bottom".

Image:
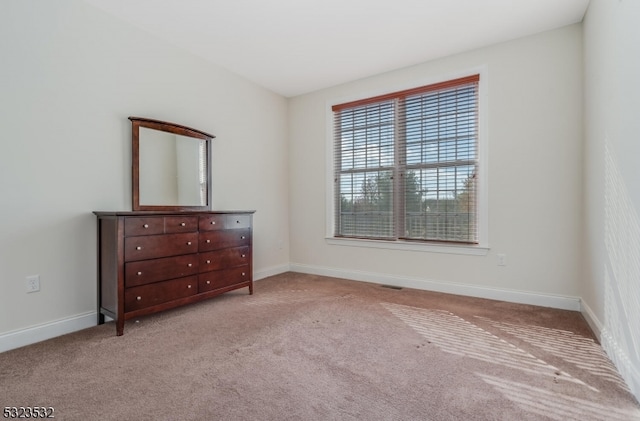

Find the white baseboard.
[
  {"left": 601, "top": 329, "right": 640, "bottom": 400},
  {"left": 580, "top": 299, "right": 603, "bottom": 342},
  {"left": 581, "top": 300, "right": 640, "bottom": 400},
  {"left": 289, "top": 263, "right": 582, "bottom": 311},
  {"left": 0, "top": 312, "right": 96, "bottom": 353},
  {"left": 254, "top": 263, "right": 290, "bottom": 281}
]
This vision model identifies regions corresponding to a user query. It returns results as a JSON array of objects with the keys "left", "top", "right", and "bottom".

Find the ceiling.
[{"left": 81, "top": 0, "right": 590, "bottom": 97}]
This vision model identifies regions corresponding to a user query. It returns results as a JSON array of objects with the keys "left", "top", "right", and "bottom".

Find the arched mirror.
[{"left": 130, "top": 117, "right": 214, "bottom": 211}]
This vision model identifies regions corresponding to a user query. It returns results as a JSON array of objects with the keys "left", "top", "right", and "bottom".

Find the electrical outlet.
[
  {"left": 497, "top": 254, "right": 507, "bottom": 266},
  {"left": 26, "top": 275, "right": 40, "bottom": 293}
]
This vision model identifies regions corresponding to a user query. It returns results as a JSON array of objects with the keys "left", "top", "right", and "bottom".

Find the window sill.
[{"left": 325, "top": 237, "right": 489, "bottom": 256}]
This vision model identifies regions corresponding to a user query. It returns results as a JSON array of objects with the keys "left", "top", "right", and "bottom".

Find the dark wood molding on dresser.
[{"left": 94, "top": 210, "right": 255, "bottom": 335}]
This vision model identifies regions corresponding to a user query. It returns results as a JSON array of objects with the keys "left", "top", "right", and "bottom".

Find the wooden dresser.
[{"left": 94, "top": 210, "right": 254, "bottom": 335}]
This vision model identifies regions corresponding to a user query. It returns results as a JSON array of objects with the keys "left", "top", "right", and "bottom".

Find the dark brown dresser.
[{"left": 94, "top": 210, "right": 254, "bottom": 335}]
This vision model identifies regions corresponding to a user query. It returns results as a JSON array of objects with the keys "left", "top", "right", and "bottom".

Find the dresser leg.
[
  {"left": 98, "top": 312, "right": 105, "bottom": 325},
  {"left": 116, "top": 320, "right": 124, "bottom": 336},
  {"left": 249, "top": 282, "right": 254, "bottom": 295}
]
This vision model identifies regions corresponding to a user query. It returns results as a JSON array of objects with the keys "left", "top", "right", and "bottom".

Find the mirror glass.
[{"left": 131, "top": 117, "right": 214, "bottom": 211}]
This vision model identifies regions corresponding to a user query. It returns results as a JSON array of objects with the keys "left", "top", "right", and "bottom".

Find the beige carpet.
[{"left": 1, "top": 272, "right": 638, "bottom": 420}]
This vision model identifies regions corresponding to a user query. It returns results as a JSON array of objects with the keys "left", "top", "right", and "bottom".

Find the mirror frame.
[{"left": 130, "top": 116, "right": 214, "bottom": 211}]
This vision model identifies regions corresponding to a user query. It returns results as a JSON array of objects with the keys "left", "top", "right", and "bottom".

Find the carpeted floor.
[{"left": 1, "top": 272, "right": 639, "bottom": 420}]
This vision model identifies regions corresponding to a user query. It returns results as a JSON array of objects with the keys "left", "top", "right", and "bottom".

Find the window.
[{"left": 332, "top": 75, "right": 480, "bottom": 245}]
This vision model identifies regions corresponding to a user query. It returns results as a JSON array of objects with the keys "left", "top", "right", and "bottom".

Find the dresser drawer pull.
[
  {"left": 241, "top": 254, "right": 246, "bottom": 258},
  {"left": 136, "top": 296, "right": 142, "bottom": 301},
  {"left": 206, "top": 260, "right": 211, "bottom": 264},
  {"left": 188, "top": 263, "right": 193, "bottom": 267},
  {"left": 210, "top": 221, "right": 216, "bottom": 225},
  {"left": 241, "top": 236, "right": 246, "bottom": 239},
  {"left": 137, "top": 271, "right": 142, "bottom": 276},
  {"left": 136, "top": 246, "right": 142, "bottom": 250},
  {"left": 188, "top": 284, "right": 192, "bottom": 289},
  {"left": 206, "top": 239, "right": 211, "bottom": 243},
  {"left": 187, "top": 241, "right": 192, "bottom": 245},
  {"left": 206, "top": 280, "right": 211, "bottom": 285},
  {"left": 242, "top": 272, "right": 246, "bottom": 276},
  {"left": 180, "top": 222, "right": 186, "bottom": 226},
  {"left": 143, "top": 224, "right": 149, "bottom": 228}
]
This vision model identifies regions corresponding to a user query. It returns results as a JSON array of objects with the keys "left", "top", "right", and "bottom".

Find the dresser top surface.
[{"left": 94, "top": 210, "right": 255, "bottom": 217}]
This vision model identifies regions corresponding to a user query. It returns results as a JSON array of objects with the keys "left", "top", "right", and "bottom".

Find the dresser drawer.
[
  {"left": 199, "top": 214, "right": 225, "bottom": 231},
  {"left": 125, "top": 217, "right": 164, "bottom": 236},
  {"left": 125, "top": 275, "right": 198, "bottom": 312},
  {"left": 125, "top": 232, "right": 198, "bottom": 262},
  {"left": 199, "top": 246, "right": 250, "bottom": 272},
  {"left": 199, "top": 228, "right": 250, "bottom": 252},
  {"left": 164, "top": 216, "right": 198, "bottom": 233},
  {"left": 199, "top": 267, "right": 250, "bottom": 292},
  {"left": 125, "top": 254, "right": 199, "bottom": 287},
  {"left": 225, "top": 214, "right": 251, "bottom": 229}
]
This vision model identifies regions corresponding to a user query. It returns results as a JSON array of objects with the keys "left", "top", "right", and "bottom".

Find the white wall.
[
  {"left": 582, "top": 0, "right": 640, "bottom": 398},
  {"left": 289, "top": 25, "right": 584, "bottom": 307},
  {"left": 0, "top": 0, "right": 290, "bottom": 347}
]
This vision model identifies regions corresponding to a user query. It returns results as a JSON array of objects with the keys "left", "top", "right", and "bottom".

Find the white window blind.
[{"left": 333, "top": 75, "right": 479, "bottom": 244}]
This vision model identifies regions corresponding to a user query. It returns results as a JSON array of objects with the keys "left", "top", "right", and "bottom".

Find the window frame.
[{"left": 325, "top": 69, "right": 489, "bottom": 255}]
